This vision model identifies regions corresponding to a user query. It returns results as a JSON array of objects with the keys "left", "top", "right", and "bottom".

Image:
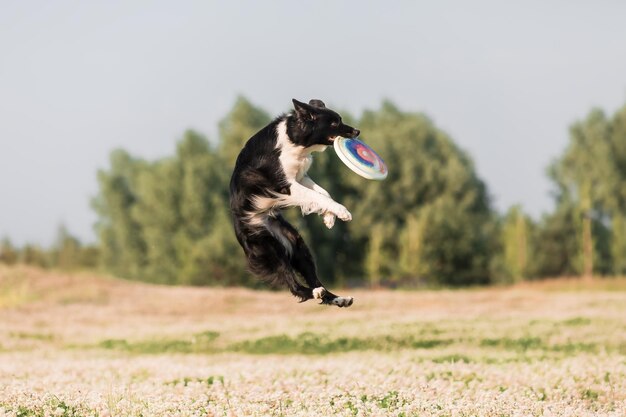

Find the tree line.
[
  {"left": 0, "top": 225, "right": 98, "bottom": 271},
  {"left": 2, "top": 97, "right": 626, "bottom": 286}
]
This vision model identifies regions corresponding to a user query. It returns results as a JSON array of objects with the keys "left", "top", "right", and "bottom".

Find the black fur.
[{"left": 229, "top": 99, "right": 359, "bottom": 306}]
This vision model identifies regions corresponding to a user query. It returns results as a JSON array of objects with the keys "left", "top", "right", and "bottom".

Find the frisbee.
[{"left": 333, "top": 137, "right": 388, "bottom": 180}]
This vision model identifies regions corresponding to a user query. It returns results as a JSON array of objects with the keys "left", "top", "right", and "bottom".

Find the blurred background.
[{"left": 2, "top": 1, "right": 626, "bottom": 287}]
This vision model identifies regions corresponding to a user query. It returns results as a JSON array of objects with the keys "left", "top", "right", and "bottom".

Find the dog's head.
[{"left": 287, "top": 99, "right": 360, "bottom": 148}]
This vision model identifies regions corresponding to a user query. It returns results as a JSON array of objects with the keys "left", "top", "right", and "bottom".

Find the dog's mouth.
[{"left": 329, "top": 136, "right": 341, "bottom": 143}]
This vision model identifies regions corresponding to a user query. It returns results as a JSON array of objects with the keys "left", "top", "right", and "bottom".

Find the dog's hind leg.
[
  {"left": 273, "top": 216, "right": 354, "bottom": 308},
  {"left": 275, "top": 262, "right": 314, "bottom": 302},
  {"left": 244, "top": 229, "right": 314, "bottom": 302}
]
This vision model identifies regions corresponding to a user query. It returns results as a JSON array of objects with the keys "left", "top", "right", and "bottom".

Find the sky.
[{"left": 1, "top": 1, "right": 626, "bottom": 246}]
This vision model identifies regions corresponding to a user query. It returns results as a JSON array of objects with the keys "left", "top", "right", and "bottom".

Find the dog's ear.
[
  {"left": 308, "top": 99, "right": 326, "bottom": 108},
  {"left": 292, "top": 99, "right": 318, "bottom": 121}
]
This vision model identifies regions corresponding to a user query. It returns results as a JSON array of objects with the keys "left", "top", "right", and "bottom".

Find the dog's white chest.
[
  {"left": 280, "top": 148, "right": 312, "bottom": 181},
  {"left": 276, "top": 121, "right": 323, "bottom": 181},
  {"left": 297, "top": 154, "right": 313, "bottom": 180}
]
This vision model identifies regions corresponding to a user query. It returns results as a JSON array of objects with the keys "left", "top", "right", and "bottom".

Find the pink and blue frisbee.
[{"left": 333, "top": 137, "right": 388, "bottom": 180}]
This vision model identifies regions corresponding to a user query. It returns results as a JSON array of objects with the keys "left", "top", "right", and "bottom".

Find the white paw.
[
  {"left": 323, "top": 212, "right": 336, "bottom": 229},
  {"left": 333, "top": 205, "right": 352, "bottom": 222},
  {"left": 312, "top": 287, "right": 326, "bottom": 300},
  {"left": 331, "top": 296, "right": 354, "bottom": 308}
]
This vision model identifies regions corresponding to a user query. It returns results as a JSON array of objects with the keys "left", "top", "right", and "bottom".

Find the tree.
[
  {"left": 92, "top": 150, "right": 147, "bottom": 279},
  {"left": 77, "top": 245, "right": 100, "bottom": 269},
  {"left": 605, "top": 105, "right": 626, "bottom": 274},
  {"left": 53, "top": 224, "right": 82, "bottom": 270},
  {"left": 172, "top": 130, "right": 248, "bottom": 285},
  {"left": 131, "top": 158, "right": 182, "bottom": 284},
  {"left": 20, "top": 244, "right": 49, "bottom": 267},
  {"left": 93, "top": 123, "right": 250, "bottom": 285},
  {"left": 611, "top": 212, "right": 626, "bottom": 275},
  {"left": 0, "top": 238, "right": 18, "bottom": 265},
  {"left": 173, "top": 131, "right": 222, "bottom": 284},
  {"left": 398, "top": 214, "right": 425, "bottom": 282},
  {"left": 494, "top": 205, "right": 531, "bottom": 283},
  {"left": 365, "top": 224, "right": 386, "bottom": 287},
  {"left": 546, "top": 104, "right": 626, "bottom": 278},
  {"left": 343, "top": 101, "right": 495, "bottom": 286},
  {"left": 90, "top": 97, "right": 498, "bottom": 287},
  {"left": 217, "top": 96, "right": 271, "bottom": 168}
]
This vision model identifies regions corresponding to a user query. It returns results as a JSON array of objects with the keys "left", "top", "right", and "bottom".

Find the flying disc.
[{"left": 333, "top": 137, "right": 388, "bottom": 180}]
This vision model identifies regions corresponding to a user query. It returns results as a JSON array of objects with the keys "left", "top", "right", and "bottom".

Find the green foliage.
[
  {"left": 339, "top": 102, "right": 496, "bottom": 286},
  {"left": 491, "top": 205, "right": 533, "bottom": 283},
  {"left": 480, "top": 337, "right": 543, "bottom": 351},
  {"left": 1, "top": 228, "right": 99, "bottom": 271},
  {"left": 611, "top": 212, "right": 626, "bottom": 274},
  {"left": 88, "top": 97, "right": 498, "bottom": 287},
  {"left": 545, "top": 103, "right": 626, "bottom": 277},
  {"left": 377, "top": 391, "right": 400, "bottom": 409},
  {"left": 53, "top": 225, "right": 82, "bottom": 271},
  {"left": 164, "top": 375, "right": 223, "bottom": 387},
  {"left": 561, "top": 317, "right": 592, "bottom": 326},
  {"left": 9, "top": 97, "right": 626, "bottom": 285},
  {"left": 529, "top": 201, "right": 581, "bottom": 277},
  {"left": 88, "top": 97, "right": 277, "bottom": 285},
  {"left": 98, "top": 330, "right": 220, "bottom": 354},
  {"left": 0, "top": 398, "right": 94, "bottom": 417},
  {"left": 432, "top": 354, "right": 472, "bottom": 364},
  {"left": 225, "top": 332, "right": 452, "bottom": 355},
  {"left": 501, "top": 206, "right": 530, "bottom": 282},
  {"left": 93, "top": 331, "right": 453, "bottom": 355},
  {"left": 0, "top": 238, "right": 18, "bottom": 265},
  {"left": 92, "top": 149, "right": 147, "bottom": 279},
  {"left": 131, "top": 158, "right": 183, "bottom": 283},
  {"left": 218, "top": 95, "right": 271, "bottom": 168},
  {"left": 8, "top": 97, "right": 626, "bottom": 284},
  {"left": 19, "top": 244, "right": 50, "bottom": 268}
]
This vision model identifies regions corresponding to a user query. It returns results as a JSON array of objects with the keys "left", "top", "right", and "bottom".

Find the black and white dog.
[{"left": 229, "top": 99, "right": 359, "bottom": 307}]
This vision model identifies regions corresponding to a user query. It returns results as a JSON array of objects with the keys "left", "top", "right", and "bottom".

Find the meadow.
[{"left": 1, "top": 265, "right": 625, "bottom": 417}]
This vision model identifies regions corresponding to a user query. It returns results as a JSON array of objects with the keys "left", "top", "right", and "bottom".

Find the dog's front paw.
[
  {"left": 333, "top": 204, "right": 352, "bottom": 222},
  {"left": 323, "top": 212, "right": 336, "bottom": 229}
]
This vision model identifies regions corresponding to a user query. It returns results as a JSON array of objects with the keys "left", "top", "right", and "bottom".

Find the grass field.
[{"left": 1, "top": 265, "right": 625, "bottom": 416}]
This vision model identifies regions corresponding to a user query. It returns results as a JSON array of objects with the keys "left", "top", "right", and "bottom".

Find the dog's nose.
[{"left": 352, "top": 129, "right": 360, "bottom": 138}]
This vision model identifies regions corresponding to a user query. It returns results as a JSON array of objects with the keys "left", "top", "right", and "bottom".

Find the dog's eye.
[{"left": 331, "top": 121, "right": 339, "bottom": 127}]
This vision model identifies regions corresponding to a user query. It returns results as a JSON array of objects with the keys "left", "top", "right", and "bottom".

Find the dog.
[{"left": 229, "top": 99, "right": 359, "bottom": 307}]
